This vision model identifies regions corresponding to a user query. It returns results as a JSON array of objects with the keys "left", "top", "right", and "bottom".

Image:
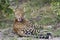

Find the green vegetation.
[
  {"left": 0, "top": 0, "right": 13, "bottom": 15},
  {"left": 0, "top": 0, "right": 60, "bottom": 38}
]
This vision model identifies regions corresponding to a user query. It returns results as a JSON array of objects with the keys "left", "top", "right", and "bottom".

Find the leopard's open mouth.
[{"left": 17, "top": 18, "right": 23, "bottom": 22}]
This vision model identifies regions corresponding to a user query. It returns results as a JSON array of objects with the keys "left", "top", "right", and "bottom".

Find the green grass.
[
  {"left": 0, "top": 0, "right": 60, "bottom": 37},
  {"left": 53, "top": 29, "right": 60, "bottom": 37}
]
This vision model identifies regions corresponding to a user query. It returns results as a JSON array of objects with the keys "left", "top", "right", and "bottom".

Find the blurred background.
[{"left": 0, "top": 0, "right": 60, "bottom": 40}]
